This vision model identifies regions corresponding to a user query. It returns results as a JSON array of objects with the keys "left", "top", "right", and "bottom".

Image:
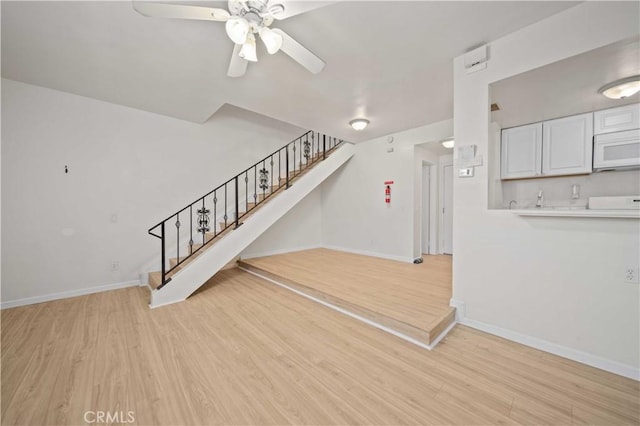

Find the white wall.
[
  {"left": 453, "top": 2, "right": 640, "bottom": 377},
  {"left": 240, "top": 187, "right": 322, "bottom": 259},
  {"left": 321, "top": 120, "right": 452, "bottom": 262},
  {"left": 487, "top": 122, "right": 503, "bottom": 209},
  {"left": 1, "top": 79, "right": 305, "bottom": 305}
]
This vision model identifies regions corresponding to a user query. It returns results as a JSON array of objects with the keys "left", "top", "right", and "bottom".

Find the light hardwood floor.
[
  {"left": 240, "top": 248, "right": 454, "bottom": 339},
  {"left": 2, "top": 268, "right": 638, "bottom": 425}
]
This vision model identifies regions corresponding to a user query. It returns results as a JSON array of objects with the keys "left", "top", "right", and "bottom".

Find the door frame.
[
  {"left": 440, "top": 161, "right": 453, "bottom": 254},
  {"left": 421, "top": 163, "right": 431, "bottom": 254}
]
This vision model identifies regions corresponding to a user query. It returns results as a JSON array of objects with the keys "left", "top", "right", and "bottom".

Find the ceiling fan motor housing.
[{"left": 228, "top": 0, "right": 280, "bottom": 29}]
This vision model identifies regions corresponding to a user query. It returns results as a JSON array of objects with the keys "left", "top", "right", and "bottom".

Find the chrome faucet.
[
  {"left": 535, "top": 189, "right": 544, "bottom": 208},
  {"left": 509, "top": 200, "right": 517, "bottom": 209}
]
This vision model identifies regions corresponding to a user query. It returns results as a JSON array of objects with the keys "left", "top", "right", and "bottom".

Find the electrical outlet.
[
  {"left": 111, "top": 261, "right": 120, "bottom": 272},
  {"left": 624, "top": 267, "right": 639, "bottom": 283}
]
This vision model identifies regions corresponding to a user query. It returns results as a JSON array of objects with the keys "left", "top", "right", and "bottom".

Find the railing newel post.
[{"left": 160, "top": 221, "right": 166, "bottom": 285}]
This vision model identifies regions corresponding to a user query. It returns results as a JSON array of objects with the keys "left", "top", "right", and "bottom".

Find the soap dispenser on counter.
[
  {"left": 535, "top": 189, "right": 544, "bottom": 208},
  {"left": 571, "top": 184, "right": 580, "bottom": 200}
]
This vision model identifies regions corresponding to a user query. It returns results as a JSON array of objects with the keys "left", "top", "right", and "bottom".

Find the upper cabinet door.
[
  {"left": 501, "top": 123, "right": 542, "bottom": 179},
  {"left": 594, "top": 104, "right": 640, "bottom": 135},
  {"left": 542, "top": 113, "right": 593, "bottom": 176}
]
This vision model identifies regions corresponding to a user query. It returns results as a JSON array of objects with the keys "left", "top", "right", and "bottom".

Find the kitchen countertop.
[{"left": 510, "top": 208, "right": 640, "bottom": 218}]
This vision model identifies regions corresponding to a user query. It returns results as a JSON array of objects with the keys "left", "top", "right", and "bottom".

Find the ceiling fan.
[{"left": 132, "top": 0, "right": 327, "bottom": 77}]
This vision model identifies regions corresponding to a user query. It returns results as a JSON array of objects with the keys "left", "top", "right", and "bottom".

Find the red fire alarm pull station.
[{"left": 384, "top": 180, "right": 394, "bottom": 204}]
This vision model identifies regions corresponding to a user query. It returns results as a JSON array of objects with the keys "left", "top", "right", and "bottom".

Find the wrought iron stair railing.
[{"left": 148, "top": 131, "right": 343, "bottom": 289}]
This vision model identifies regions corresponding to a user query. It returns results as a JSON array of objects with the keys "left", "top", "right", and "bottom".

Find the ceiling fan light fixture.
[
  {"left": 349, "top": 118, "right": 370, "bottom": 131},
  {"left": 441, "top": 138, "right": 455, "bottom": 149},
  {"left": 225, "top": 17, "right": 250, "bottom": 45},
  {"left": 598, "top": 75, "right": 640, "bottom": 99},
  {"left": 259, "top": 27, "right": 283, "bottom": 54},
  {"left": 239, "top": 33, "right": 258, "bottom": 62}
]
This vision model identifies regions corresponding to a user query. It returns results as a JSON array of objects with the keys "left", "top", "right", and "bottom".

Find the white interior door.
[
  {"left": 442, "top": 164, "right": 453, "bottom": 254},
  {"left": 421, "top": 165, "right": 430, "bottom": 254}
]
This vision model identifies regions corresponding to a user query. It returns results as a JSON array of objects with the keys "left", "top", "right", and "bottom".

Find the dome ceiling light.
[
  {"left": 598, "top": 75, "right": 640, "bottom": 99},
  {"left": 349, "top": 118, "right": 370, "bottom": 131},
  {"left": 441, "top": 138, "right": 455, "bottom": 149}
]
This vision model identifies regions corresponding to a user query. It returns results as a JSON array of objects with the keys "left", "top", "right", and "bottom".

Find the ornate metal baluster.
[
  {"left": 253, "top": 165, "right": 258, "bottom": 204},
  {"left": 298, "top": 138, "right": 302, "bottom": 169},
  {"left": 213, "top": 191, "right": 217, "bottom": 236},
  {"left": 278, "top": 150, "right": 281, "bottom": 187},
  {"left": 270, "top": 157, "right": 274, "bottom": 192},
  {"left": 259, "top": 163, "right": 269, "bottom": 192},
  {"left": 189, "top": 205, "right": 193, "bottom": 255},
  {"left": 160, "top": 222, "right": 166, "bottom": 285},
  {"left": 323, "top": 133, "right": 326, "bottom": 160},
  {"left": 244, "top": 171, "right": 249, "bottom": 211},
  {"left": 312, "top": 131, "right": 317, "bottom": 160},
  {"left": 292, "top": 142, "right": 297, "bottom": 177},
  {"left": 223, "top": 184, "right": 228, "bottom": 229},
  {"left": 175, "top": 213, "right": 180, "bottom": 265},
  {"left": 286, "top": 144, "right": 290, "bottom": 188},
  {"left": 197, "top": 202, "right": 210, "bottom": 238},
  {"left": 303, "top": 134, "right": 311, "bottom": 167},
  {"left": 234, "top": 176, "right": 240, "bottom": 229}
]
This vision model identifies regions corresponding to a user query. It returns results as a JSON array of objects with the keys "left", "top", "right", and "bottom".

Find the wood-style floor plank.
[
  {"left": 2, "top": 268, "right": 639, "bottom": 425},
  {"left": 240, "top": 248, "right": 453, "bottom": 331}
]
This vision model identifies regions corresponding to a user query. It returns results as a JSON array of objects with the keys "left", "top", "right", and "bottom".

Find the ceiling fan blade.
[
  {"left": 228, "top": 44, "right": 249, "bottom": 77},
  {"left": 133, "top": 2, "right": 230, "bottom": 22},
  {"left": 271, "top": 29, "right": 325, "bottom": 74},
  {"left": 268, "top": 1, "right": 334, "bottom": 20}
]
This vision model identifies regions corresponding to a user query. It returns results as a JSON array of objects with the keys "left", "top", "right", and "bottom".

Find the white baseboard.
[
  {"left": 449, "top": 298, "right": 466, "bottom": 321},
  {"left": 450, "top": 299, "right": 639, "bottom": 381},
  {"left": 1, "top": 279, "right": 141, "bottom": 310},
  {"left": 241, "top": 244, "right": 415, "bottom": 264},
  {"left": 240, "top": 244, "right": 321, "bottom": 260},
  {"left": 321, "top": 244, "right": 414, "bottom": 264}
]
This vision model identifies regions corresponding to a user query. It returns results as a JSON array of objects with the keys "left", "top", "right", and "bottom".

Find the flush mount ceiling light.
[
  {"left": 349, "top": 118, "right": 370, "bottom": 131},
  {"left": 598, "top": 75, "right": 640, "bottom": 99},
  {"left": 441, "top": 138, "right": 455, "bottom": 149}
]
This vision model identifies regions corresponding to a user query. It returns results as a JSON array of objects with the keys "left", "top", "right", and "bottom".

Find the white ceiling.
[
  {"left": 491, "top": 37, "right": 640, "bottom": 129},
  {"left": 1, "top": 1, "right": 579, "bottom": 142}
]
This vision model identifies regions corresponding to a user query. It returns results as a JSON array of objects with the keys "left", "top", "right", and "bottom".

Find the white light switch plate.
[{"left": 459, "top": 168, "right": 474, "bottom": 177}]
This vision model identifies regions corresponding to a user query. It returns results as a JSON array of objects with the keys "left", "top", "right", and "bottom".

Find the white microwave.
[{"left": 593, "top": 129, "right": 640, "bottom": 171}]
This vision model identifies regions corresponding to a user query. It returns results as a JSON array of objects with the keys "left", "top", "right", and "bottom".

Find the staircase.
[{"left": 146, "top": 131, "right": 354, "bottom": 308}]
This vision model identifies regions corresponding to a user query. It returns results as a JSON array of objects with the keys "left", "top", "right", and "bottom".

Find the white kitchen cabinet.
[
  {"left": 501, "top": 123, "right": 542, "bottom": 179},
  {"left": 542, "top": 112, "right": 593, "bottom": 176},
  {"left": 594, "top": 104, "right": 640, "bottom": 135}
]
